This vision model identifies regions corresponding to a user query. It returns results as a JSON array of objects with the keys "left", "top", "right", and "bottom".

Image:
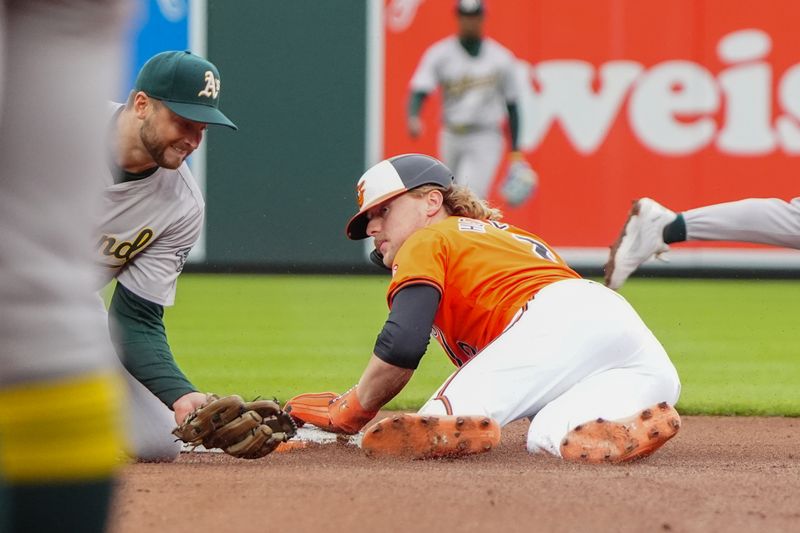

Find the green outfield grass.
[{"left": 163, "top": 274, "right": 800, "bottom": 416}]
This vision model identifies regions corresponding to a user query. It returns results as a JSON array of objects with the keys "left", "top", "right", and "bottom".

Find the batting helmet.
[{"left": 345, "top": 154, "right": 455, "bottom": 240}]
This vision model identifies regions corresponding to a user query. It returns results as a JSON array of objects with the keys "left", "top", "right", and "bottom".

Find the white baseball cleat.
[{"left": 604, "top": 198, "right": 676, "bottom": 290}]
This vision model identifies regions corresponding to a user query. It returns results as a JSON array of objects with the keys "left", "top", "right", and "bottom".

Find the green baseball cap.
[{"left": 135, "top": 50, "right": 237, "bottom": 130}]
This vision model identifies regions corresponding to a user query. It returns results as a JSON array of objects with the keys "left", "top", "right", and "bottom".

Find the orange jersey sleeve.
[{"left": 387, "top": 216, "right": 580, "bottom": 367}]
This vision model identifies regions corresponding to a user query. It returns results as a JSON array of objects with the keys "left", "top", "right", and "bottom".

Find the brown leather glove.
[{"left": 172, "top": 394, "right": 297, "bottom": 459}]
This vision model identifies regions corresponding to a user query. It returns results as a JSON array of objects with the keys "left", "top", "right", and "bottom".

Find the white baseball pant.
[{"left": 418, "top": 279, "right": 681, "bottom": 457}]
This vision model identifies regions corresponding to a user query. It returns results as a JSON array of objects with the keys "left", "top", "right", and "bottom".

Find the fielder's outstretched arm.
[{"left": 108, "top": 282, "right": 206, "bottom": 422}]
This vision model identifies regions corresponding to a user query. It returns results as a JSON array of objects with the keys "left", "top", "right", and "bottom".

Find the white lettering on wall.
[
  {"left": 716, "top": 30, "right": 775, "bottom": 154},
  {"left": 525, "top": 61, "right": 642, "bottom": 154},
  {"left": 776, "top": 64, "right": 800, "bottom": 154},
  {"left": 629, "top": 61, "right": 718, "bottom": 155},
  {"left": 518, "top": 28, "right": 800, "bottom": 156}
]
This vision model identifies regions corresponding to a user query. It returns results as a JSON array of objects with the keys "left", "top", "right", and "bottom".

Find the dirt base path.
[{"left": 109, "top": 416, "right": 800, "bottom": 533}]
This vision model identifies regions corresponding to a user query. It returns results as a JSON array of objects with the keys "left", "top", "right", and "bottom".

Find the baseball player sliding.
[
  {"left": 102, "top": 51, "right": 294, "bottom": 462},
  {"left": 408, "top": 0, "right": 535, "bottom": 205},
  {"left": 605, "top": 197, "right": 800, "bottom": 289},
  {"left": 287, "top": 154, "right": 682, "bottom": 463}
]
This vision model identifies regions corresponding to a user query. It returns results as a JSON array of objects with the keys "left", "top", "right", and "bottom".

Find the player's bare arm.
[{"left": 355, "top": 356, "right": 414, "bottom": 410}]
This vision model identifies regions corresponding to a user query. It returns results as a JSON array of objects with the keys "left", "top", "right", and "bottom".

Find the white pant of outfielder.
[
  {"left": 419, "top": 279, "right": 681, "bottom": 457},
  {"left": 439, "top": 126, "right": 504, "bottom": 200},
  {"left": 685, "top": 197, "right": 800, "bottom": 248}
]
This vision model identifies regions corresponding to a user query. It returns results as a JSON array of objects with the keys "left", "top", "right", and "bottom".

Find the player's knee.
[{"left": 133, "top": 436, "right": 182, "bottom": 463}]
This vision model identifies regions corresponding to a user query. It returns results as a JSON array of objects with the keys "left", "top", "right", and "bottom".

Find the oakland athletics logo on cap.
[{"left": 198, "top": 71, "right": 220, "bottom": 99}]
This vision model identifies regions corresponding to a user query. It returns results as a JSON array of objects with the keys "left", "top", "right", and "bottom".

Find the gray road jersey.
[
  {"left": 96, "top": 103, "right": 204, "bottom": 306},
  {"left": 410, "top": 36, "right": 518, "bottom": 130}
]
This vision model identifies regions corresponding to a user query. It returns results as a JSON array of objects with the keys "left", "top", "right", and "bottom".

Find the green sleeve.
[
  {"left": 108, "top": 282, "right": 197, "bottom": 408},
  {"left": 408, "top": 91, "right": 429, "bottom": 118},
  {"left": 506, "top": 102, "right": 520, "bottom": 151}
]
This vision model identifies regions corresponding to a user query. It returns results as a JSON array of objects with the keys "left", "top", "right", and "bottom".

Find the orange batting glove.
[{"left": 285, "top": 388, "right": 378, "bottom": 435}]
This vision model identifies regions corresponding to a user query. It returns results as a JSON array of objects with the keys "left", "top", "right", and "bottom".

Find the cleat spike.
[
  {"left": 640, "top": 409, "right": 653, "bottom": 420},
  {"left": 574, "top": 424, "right": 583, "bottom": 432}
]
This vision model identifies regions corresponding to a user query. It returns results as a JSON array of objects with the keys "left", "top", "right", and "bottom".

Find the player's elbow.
[{"left": 374, "top": 322, "right": 430, "bottom": 370}]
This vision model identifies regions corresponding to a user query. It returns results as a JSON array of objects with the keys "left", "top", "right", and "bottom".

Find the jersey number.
[{"left": 513, "top": 235, "right": 558, "bottom": 262}]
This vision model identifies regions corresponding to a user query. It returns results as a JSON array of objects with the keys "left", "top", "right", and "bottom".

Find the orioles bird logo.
[{"left": 356, "top": 180, "right": 366, "bottom": 207}]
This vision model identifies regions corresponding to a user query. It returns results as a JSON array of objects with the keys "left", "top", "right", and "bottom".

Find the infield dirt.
[{"left": 109, "top": 415, "right": 800, "bottom": 533}]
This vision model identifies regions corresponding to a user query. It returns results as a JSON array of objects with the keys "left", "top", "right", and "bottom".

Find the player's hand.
[
  {"left": 285, "top": 388, "right": 378, "bottom": 435},
  {"left": 408, "top": 116, "right": 423, "bottom": 138},
  {"left": 172, "top": 391, "right": 211, "bottom": 425}
]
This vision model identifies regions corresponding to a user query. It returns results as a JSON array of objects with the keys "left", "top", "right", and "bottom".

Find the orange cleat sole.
[
  {"left": 560, "top": 402, "right": 681, "bottom": 464},
  {"left": 361, "top": 414, "right": 501, "bottom": 460}
]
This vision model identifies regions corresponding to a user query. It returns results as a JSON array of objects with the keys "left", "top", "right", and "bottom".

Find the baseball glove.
[
  {"left": 172, "top": 394, "right": 297, "bottom": 459},
  {"left": 500, "top": 158, "right": 538, "bottom": 207}
]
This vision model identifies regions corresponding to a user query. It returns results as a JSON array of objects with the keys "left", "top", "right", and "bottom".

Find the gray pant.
[
  {"left": 685, "top": 197, "right": 800, "bottom": 249},
  {"left": 124, "top": 368, "right": 183, "bottom": 462}
]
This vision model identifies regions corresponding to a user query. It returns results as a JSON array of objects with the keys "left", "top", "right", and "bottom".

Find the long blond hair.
[{"left": 410, "top": 184, "right": 503, "bottom": 221}]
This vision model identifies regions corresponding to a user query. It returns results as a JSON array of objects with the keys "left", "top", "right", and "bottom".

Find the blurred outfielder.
[
  {"left": 407, "top": 0, "right": 536, "bottom": 205},
  {"left": 0, "top": 1, "right": 129, "bottom": 532}
]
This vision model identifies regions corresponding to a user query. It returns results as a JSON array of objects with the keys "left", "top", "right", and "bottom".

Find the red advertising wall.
[{"left": 382, "top": 0, "right": 799, "bottom": 257}]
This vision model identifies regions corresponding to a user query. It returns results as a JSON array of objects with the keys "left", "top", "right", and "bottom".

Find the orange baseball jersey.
[{"left": 387, "top": 216, "right": 581, "bottom": 366}]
